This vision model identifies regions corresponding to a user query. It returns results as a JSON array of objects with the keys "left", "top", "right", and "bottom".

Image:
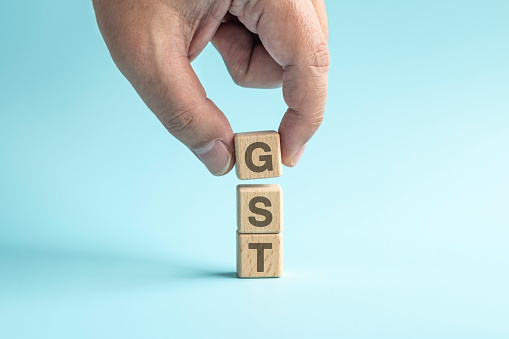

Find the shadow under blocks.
[{"left": 234, "top": 131, "right": 283, "bottom": 278}]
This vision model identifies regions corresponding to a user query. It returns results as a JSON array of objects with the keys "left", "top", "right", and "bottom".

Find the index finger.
[{"left": 232, "top": 0, "right": 330, "bottom": 166}]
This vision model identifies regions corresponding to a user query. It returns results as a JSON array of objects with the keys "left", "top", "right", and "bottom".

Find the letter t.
[{"left": 248, "top": 243, "right": 273, "bottom": 272}]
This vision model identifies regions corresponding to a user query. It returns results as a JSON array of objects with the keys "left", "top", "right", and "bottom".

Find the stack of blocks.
[{"left": 234, "top": 131, "right": 283, "bottom": 278}]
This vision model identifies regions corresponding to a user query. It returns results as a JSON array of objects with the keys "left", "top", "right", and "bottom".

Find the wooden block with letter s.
[
  {"left": 237, "top": 232, "right": 283, "bottom": 278},
  {"left": 234, "top": 131, "right": 282, "bottom": 180},
  {"left": 237, "top": 184, "right": 282, "bottom": 234}
]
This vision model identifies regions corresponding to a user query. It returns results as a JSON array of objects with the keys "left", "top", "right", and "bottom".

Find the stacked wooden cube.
[{"left": 235, "top": 131, "right": 283, "bottom": 278}]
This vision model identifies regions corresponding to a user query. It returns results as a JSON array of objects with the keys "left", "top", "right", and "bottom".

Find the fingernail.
[
  {"left": 194, "top": 139, "right": 233, "bottom": 176},
  {"left": 290, "top": 144, "right": 307, "bottom": 167}
]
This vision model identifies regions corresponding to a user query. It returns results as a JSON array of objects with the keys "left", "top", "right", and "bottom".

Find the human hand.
[{"left": 92, "top": 0, "right": 329, "bottom": 175}]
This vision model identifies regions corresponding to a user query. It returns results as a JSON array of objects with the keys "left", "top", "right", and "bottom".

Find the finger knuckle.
[
  {"left": 310, "top": 111, "right": 325, "bottom": 126},
  {"left": 303, "top": 110, "right": 325, "bottom": 127},
  {"left": 309, "top": 43, "right": 330, "bottom": 74},
  {"left": 290, "top": 108, "right": 325, "bottom": 127},
  {"left": 164, "top": 106, "right": 197, "bottom": 135}
]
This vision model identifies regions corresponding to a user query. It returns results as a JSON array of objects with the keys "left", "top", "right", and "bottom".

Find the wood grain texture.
[
  {"left": 234, "top": 131, "right": 282, "bottom": 180},
  {"left": 237, "top": 184, "right": 282, "bottom": 234},
  {"left": 237, "top": 232, "right": 283, "bottom": 278}
]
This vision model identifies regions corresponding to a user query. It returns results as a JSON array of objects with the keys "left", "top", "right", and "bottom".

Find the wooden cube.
[
  {"left": 234, "top": 131, "right": 282, "bottom": 180},
  {"left": 237, "top": 184, "right": 282, "bottom": 234},
  {"left": 237, "top": 232, "right": 283, "bottom": 278}
]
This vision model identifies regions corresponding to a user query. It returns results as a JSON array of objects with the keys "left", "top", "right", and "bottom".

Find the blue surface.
[{"left": 1, "top": 1, "right": 508, "bottom": 338}]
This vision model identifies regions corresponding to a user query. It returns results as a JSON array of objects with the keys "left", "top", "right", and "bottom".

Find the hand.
[{"left": 92, "top": 0, "right": 329, "bottom": 175}]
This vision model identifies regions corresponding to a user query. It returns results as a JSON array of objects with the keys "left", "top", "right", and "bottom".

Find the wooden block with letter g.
[
  {"left": 237, "top": 184, "right": 282, "bottom": 234},
  {"left": 234, "top": 131, "right": 282, "bottom": 180},
  {"left": 237, "top": 232, "right": 283, "bottom": 278}
]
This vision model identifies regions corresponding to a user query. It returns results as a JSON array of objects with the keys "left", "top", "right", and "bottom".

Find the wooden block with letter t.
[
  {"left": 237, "top": 184, "right": 282, "bottom": 234},
  {"left": 234, "top": 131, "right": 282, "bottom": 180},
  {"left": 237, "top": 232, "right": 283, "bottom": 278}
]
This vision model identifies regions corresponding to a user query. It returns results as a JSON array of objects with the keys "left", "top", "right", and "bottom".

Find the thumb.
[{"left": 134, "top": 54, "right": 235, "bottom": 176}]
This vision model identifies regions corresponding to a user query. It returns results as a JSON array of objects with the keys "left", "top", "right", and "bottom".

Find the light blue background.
[{"left": 1, "top": 1, "right": 508, "bottom": 338}]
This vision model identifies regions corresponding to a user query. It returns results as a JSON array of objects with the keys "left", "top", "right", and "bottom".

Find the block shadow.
[{"left": 0, "top": 244, "right": 239, "bottom": 296}]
